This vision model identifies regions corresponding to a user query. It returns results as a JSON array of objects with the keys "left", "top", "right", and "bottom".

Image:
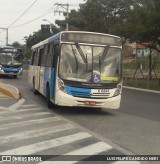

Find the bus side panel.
[
  {"left": 34, "top": 66, "right": 40, "bottom": 90},
  {"left": 28, "top": 65, "right": 39, "bottom": 89},
  {"left": 43, "top": 67, "right": 52, "bottom": 97},
  {"left": 39, "top": 66, "right": 45, "bottom": 94}
]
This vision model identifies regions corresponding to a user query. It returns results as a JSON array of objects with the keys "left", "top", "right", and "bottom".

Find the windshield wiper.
[
  {"left": 75, "top": 42, "right": 87, "bottom": 63},
  {"left": 99, "top": 45, "right": 110, "bottom": 65},
  {"left": 71, "top": 45, "right": 79, "bottom": 72}
]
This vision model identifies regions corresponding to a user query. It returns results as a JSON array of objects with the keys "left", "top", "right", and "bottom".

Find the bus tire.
[
  {"left": 46, "top": 85, "right": 52, "bottom": 108},
  {"left": 33, "top": 78, "right": 39, "bottom": 95}
]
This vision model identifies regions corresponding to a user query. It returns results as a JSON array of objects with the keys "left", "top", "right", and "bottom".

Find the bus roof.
[{"left": 31, "top": 31, "right": 122, "bottom": 50}]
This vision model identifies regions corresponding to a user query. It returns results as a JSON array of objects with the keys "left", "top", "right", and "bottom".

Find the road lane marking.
[
  {"left": 0, "top": 116, "right": 62, "bottom": 130},
  {"left": 0, "top": 124, "right": 76, "bottom": 144},
  {"left": 0, "top": 112, "right": 52, "bottom": 121},
  {"left": 0, "top": 108, "right": 46, "bottom": 115},
  {"left": 0, "top": 132, "right": 92, "bottom": 155},
  {"left": 64, "top": 142, "right": 112, "bottom": 155},
  {"left": 40, "top": 142, "right": 112, "bottom": 164},
  {"left": 22, "top": 104, "right": 38, "bottom": 107}
]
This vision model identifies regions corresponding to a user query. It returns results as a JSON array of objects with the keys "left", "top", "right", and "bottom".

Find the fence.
[{"left": 123, "top": 58, "right": 160, "bottom": 91}]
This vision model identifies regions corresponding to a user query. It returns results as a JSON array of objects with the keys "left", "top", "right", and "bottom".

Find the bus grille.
[
  {"left": 70, "top": 91, "right": 91, "bottom": 98},
  {"left": 92, "top": 92, "right": 110, "bottom": 98},
  {"left": 70, "top": 91, "right": 110, "bottom": 99}
]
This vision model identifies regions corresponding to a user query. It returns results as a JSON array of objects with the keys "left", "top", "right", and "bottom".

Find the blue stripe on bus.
[
  {"left": 50, "top": 68, "right": 55, "bottom": 98},
  {"left": 65, "top": 86, "right": 91, "bottom": 98}
]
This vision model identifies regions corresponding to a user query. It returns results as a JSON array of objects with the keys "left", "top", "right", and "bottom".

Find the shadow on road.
[{"left": 51, "top": 105, "right": 115, "bottom": 117}]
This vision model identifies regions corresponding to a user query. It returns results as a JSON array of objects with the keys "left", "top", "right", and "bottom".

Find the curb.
[
  {"left": 8, "top": 98, "right": 25, "bottom": 111},
  {"left": 0, "top": 83, "right": 20, "bottom": 100}
]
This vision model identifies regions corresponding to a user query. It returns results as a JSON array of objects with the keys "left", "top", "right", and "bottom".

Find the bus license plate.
[
  {"left": 98, "top": 89, "right": 109, "bottom": 93},
  {"left": 84, "top": 101, "right": 96, "bottom": 106}
]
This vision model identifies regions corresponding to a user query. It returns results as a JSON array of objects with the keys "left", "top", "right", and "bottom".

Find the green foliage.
[
  {"left": 12, "top": 41, "right": 21, "bottom": 48},
  {"left": 24, "top": 30, "right": 52, "bottom": 48},
  {"left": 55, "top": 0, "right": 160, "bottom": 52},
  {"left": 22, "top": 0, "right": 160, "bottom": 59}
]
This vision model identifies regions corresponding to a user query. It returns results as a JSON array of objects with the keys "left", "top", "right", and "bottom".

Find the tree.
[
  {"left": 23, "top": 30, "right": 53, "bottom": 59},
  {"left": 12, "top": 41, "right": 21, "bottom": 48},
  {"left": 119, "top": 0, "right": 160, "bottom": 79},
  {"left": 24, "top": 30, "right": 52, "bottom": 49}
]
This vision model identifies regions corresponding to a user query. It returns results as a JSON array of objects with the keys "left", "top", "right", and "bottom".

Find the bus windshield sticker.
[
  {"left": 100, "top": 76, "right": 118, "bottom": 81},
  {"left": 92, "top": 74, "right": 100, "bottom": 83}
]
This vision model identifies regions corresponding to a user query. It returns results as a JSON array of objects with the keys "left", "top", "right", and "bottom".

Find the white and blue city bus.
[
  {"left": 28, "top": 31, "right": 122, "bottom": 109},
  {"left": 0, "top": 46, "right": 23, "bottom": 78}
]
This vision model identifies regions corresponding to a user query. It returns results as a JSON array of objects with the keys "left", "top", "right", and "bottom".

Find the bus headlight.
[
  {"left": 113, "top": 84, "right": 122, "bottom": 96},
  {"left": 58, "top": 78, "right": 66, "bottom": 93}
]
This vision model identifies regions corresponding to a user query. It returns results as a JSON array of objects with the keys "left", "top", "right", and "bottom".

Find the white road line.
[
  {"left": 0, "top": 107, "right": 44, "bottom": 115},
  {"left": 0, "top": 132, "right": 92, "bottom": 155},
  {"left": 40, "top": 142, "right": 112, "bottom": 164},
  {"left": 0, "top": 124, "right": 76, "bottom": 144},
  {"left": 22, "top": 104, "right": 38, "bottom": 107},
  {"left": 0, "top": 112, "right": 51, "bottom": 121},
  {"left": 0, "top": 107, "right": 6, "bottom": 110},
  {"left": 19, "top": 108, "right": 45, "bottom": 112},
  {"left": 0, "top": 116, "right": 62, "bottom": 130},
  {"left": 65, "top": 142, "right": 112, "bottom": 155},
  {"left": 8, "top": 98, "right": 25, "bottom": 111}
]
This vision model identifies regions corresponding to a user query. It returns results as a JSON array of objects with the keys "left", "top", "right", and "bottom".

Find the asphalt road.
[{"left": 1, "top": 71, "right": 160, "bottom": 157}]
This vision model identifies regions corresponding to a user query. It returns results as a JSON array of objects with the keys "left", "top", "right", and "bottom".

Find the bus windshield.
[
  {"left": 59, "top": 43, "right": 121, "bottom": 83},
  {"left": 0, "top": 53, "right": 22, "bottom": 66}
]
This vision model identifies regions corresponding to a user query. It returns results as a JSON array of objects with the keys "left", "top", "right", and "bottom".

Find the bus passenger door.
[
  {"left": 39, "top": 48, "right": 45, "bottom": 94},
  {"left": 33, "top": 49, "right": 40, "bottom": 92}
]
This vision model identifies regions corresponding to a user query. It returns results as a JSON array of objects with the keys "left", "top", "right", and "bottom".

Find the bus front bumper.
[
  {"left": 55, "top": 90, "right": 121, "bottom": 109},
  {"left": 0, "top": 68, "right": 23, "bottom": 76}
]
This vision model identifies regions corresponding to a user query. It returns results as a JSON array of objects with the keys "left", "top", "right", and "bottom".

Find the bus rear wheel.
[{"left": 46, "top": 85, "right": 52, "bottom": 108}]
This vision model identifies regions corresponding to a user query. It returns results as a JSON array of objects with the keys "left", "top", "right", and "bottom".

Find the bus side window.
[
  {"left": 41, "top": 45, "right": 48, "bottom": 66},
  {"left": 31, "top": 50, "right": 35, "bottom": 65},
  {"left": 46, "top": 43, "right": 53, "bottom": 67},
  {"left": 38, "top": 48, "right": 44, "bottom": 66},
  {"left": 54, "top": 44, "right": 60, "bottom": 55},
  {"left": 33, "top": 49, "right": 39, "bottom": 66},
  {"left": 52, "top": 44, "right": 60, "bottom": 67}
]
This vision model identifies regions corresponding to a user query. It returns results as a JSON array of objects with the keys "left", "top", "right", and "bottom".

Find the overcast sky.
[{"left": 0, "top": 0, "right": 85, "bottom": 46}]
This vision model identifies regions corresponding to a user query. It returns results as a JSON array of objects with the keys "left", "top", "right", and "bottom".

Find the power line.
[
  {"left": 10, "top": 7, "right": 55, "bottom": 29},
  {"left": 7, "top": 0, "right": 39, "bottom": 28}
]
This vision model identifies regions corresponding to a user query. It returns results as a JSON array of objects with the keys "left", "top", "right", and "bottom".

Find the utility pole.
[
  {"left": 0, "top": 27, "right": 8, "bottom": 45},
  {"left": 54, "top": 3, "right": 69, "bottom": 31}
]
